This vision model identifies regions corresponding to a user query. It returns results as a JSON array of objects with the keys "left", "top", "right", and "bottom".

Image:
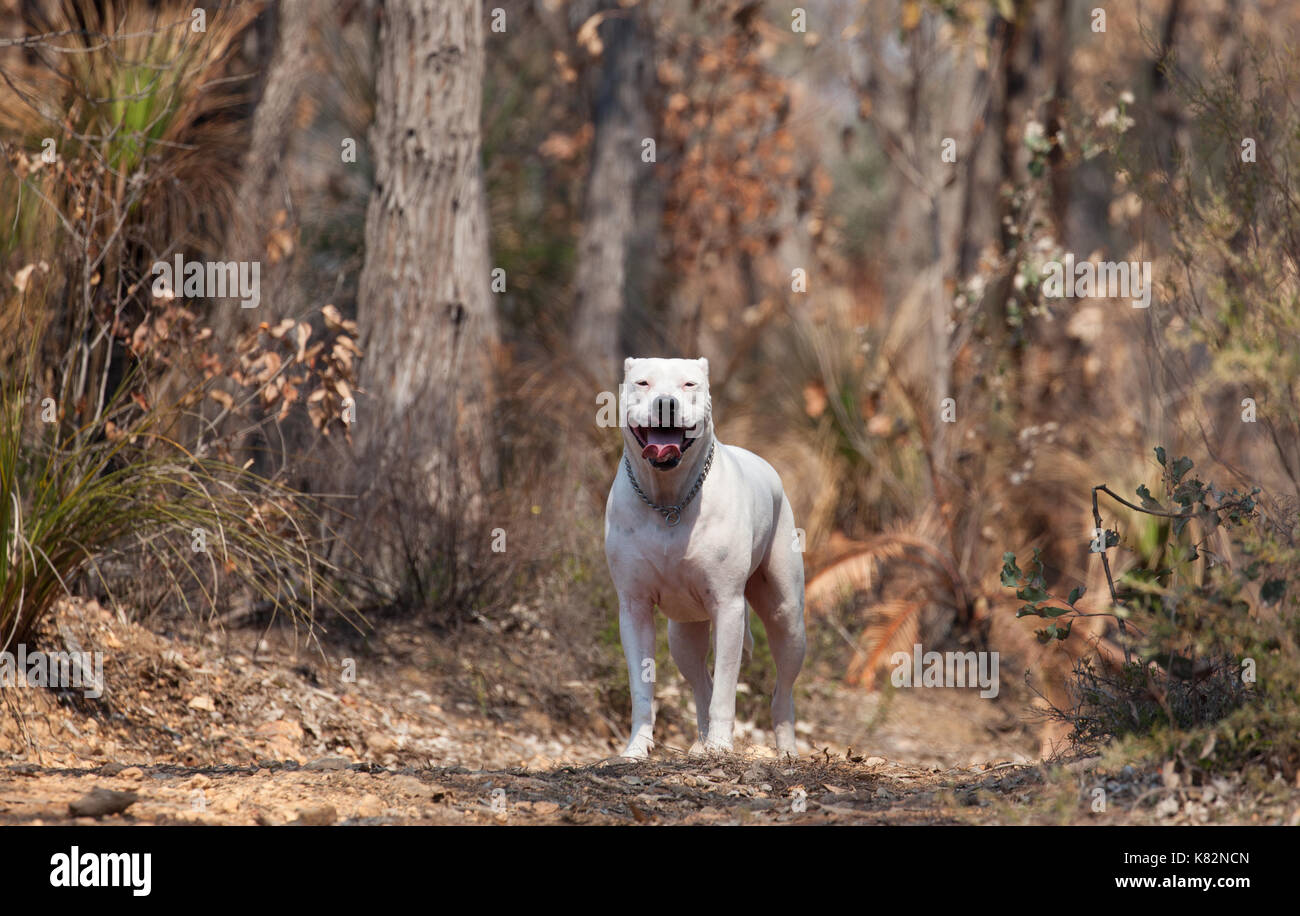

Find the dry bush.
[
  {"left": 0, "top": 1, "right": 371, "bottom": 641},
  {"left": 1, "top": 0, "right": 256, "bottom": 388},
  {"left": 0, "top": 334, "right": 362, "bottom": 651}
]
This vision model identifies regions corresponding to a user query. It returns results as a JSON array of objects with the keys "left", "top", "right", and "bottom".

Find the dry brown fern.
[
  {"left": 806, "top": 513, "right": 973, "bottom": 689},
  {"left": 844, "top": 596, "right": 922, "bottom": 686}
]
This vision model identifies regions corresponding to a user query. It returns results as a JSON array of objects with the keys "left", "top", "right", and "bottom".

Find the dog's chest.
[{"left": 607, "top": 513, "right": 748, "bottom": 615}]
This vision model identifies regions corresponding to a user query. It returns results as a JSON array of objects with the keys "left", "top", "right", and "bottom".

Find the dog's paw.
[
  {"left": 618, "top": 740, "right": 653, "bottom": 760},
  {"left": 688, "top": 738, "right": 733, "bottom": 758},
  {"left": 774, "top": 724, "right": 799, "bottom": 760}
]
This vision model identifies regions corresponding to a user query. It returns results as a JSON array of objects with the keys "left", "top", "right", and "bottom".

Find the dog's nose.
[{"left": 650, "top": 395, "right": 680, "bottom": 428}]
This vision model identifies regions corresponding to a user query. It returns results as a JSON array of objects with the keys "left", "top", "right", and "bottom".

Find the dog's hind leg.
[
  {"left": 668, "top": 619, "right": 712, "bottom": 747},
  {"left": 746, "top": 497, "right": 807, "bottom": 758}
]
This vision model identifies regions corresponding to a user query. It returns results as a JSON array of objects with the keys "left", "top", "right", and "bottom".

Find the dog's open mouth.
[{"left": 631, "top": 424, "right": 699, "bottom": 470}]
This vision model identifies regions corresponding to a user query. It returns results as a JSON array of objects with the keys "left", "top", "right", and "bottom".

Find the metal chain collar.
[{"left": 623, "top": 440, "right": 716, "bottom": 527}]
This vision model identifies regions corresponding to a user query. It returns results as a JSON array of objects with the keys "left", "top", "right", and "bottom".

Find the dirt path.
[
  {"left": 1, "top": 755, "right": 1048, "bottom": 825},
  {"left": 4, "top": 598, "right": 1292, "bottom": 825}
]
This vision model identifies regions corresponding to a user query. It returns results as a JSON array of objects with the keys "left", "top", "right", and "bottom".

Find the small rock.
[
  {"left": 255, "top": 719, "right": 304, "bottom": 760},
  {"left": 118, "top": 767, "right": 144, "bottom": 781},
  {"left": 256, "top": 719, "right": 304, "bottom": 740},
  {"left": 864, "top": 756, "right": 887, "bottom": 768},
  {"left": 69, "top": 787, "right": 138, "bottom": 818},
  {"left": 304, "top": 756, "right": 351, "bottom": 772},
  {"left": 187, "top": 695, "right": 216, "bottom": 712},
  {"left": 354, "top": 794, "right": 386, "bottom": 818},
  {"left": 161, "top": 649, "right": 190, "bottom": 670},
  {"left": 1161, "top": 760, "right": 1181, "bottom": 789},
  {"left": 1155, "top": 796, "right": 1181, "bottom": 819},
  {"left": 391, "top": 776, "right": 447, "bottom": 800},
  {"left": 292, "top": 804, "right": 338, "bottom": 826}
]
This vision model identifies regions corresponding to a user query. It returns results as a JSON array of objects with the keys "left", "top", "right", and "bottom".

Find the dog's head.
[{"left": 622, "top": 357, "right": 712, "bottom": 471}]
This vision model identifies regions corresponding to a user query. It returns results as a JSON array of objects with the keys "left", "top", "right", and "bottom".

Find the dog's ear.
[
  {"left": 697, "top": 357, "right": 709, "bottom": 377},
  {"left": 624, "top": 357, "right": 637, "bottom": 377}
]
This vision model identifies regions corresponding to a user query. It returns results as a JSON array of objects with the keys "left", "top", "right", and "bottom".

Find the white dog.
[{"left": 604, "top": 357, "right": 806, "bottom": 758}]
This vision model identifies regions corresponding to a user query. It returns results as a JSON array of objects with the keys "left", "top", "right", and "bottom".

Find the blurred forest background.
[{"left": 3, "top": 0, "right": 1300, "bottom": 781}]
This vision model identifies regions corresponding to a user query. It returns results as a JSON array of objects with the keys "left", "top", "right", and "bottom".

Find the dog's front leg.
[
  {"left": 618, "top": 598, "right": 657, "bottom": 759},
  {"left": 698, "top": 596, "right": 746, "bottom": 754}
]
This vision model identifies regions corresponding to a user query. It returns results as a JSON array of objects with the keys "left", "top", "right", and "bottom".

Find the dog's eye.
[
  {"left": 635, "top": 380, "right": 649, "bottom": 387},
  {"left": 683, "top": 381, "right": 697, "bottom": 388}
]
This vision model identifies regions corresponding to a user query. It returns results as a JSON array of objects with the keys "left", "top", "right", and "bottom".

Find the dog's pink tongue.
[{"left": 642, "top": 427, "right": 684, "bottom": 461}]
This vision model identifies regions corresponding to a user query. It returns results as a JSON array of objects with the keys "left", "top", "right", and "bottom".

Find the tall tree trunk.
[
  {"left": 351, "top": 0, "right": 498, "bottom": 596},
  {"left": 219, "top": 0, "right": 317, "bottom": 327},
  {"left": 209, "top": 0, "right": 319, "bottom": 471},
  {"left": 570, "top": 1, "right": 656, "bottom": 383},
  {"left": 1044, "top": 0, "right": 1071, "bottom": 240}
]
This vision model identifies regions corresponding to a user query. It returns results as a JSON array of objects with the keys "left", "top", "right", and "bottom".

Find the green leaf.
[
  {"left": 1171, "top": 456, "right": 1194, "bottom": 483},
  {"left": 1000, "top": 552, "right": 1023, "bottom": 588},
  {"left": 1038, "top": 621, "right": 1073, "bottom": 642},
  {"left": 1135, "top": 484, "right": 1164, "bottom": 512},
  {"left": 1029, "top": 547, "right": 1046, "bottom": 587},
  {"left": 1154, "top": 446, "right": 1167, "bottom": 467},
  {"left": 1068, "top": 585, "right": 1084, "bottom": 605},
  {"left": 1261, "top": 578, "right": 1286, "bottom": 605},
  {"left": 1017, "top": 585, "right": 1049, "bottom": 604}
]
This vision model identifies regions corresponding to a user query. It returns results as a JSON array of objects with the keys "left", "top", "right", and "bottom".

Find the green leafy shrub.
[{"left": 1003, "top": 449, "right": 1300, "bottom": 777}]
